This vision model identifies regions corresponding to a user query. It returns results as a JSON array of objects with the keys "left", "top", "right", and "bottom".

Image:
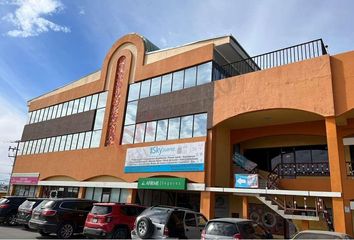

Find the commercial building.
[{"left": 10, "top": 33, "right": 354, "bottom": 237}]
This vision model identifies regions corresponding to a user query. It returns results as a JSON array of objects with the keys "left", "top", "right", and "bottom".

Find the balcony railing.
[
  {"left": 346, "top": 162, "right": 354, "bottom": 176},
  {"left": 220, "top": 39, "right": 327, "bottom": 78}
]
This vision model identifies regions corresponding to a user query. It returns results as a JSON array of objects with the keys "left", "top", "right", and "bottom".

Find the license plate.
[{"left": 92, "top": 218, "right": 98, "bottom": 223}]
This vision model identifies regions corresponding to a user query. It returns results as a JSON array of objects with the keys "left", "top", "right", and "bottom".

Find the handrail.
[
  {"left": 346, "top": 162, "right": 354, "bottom": 176},
  {"left": 220, "top": 39, "right": 327, "bottom": 79}
]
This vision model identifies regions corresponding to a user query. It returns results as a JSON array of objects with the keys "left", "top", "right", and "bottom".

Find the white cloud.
[
  {"left": 79, "top": 8, "right": 85, "bottom": 15},
  {"left": 0, "top": 95, "right": 26, "bottom": 184},
  {"left": 2, "top": 0, "right": 70, "bottom": 37}
]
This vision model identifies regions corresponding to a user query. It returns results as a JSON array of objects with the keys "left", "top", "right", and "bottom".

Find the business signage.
[
  {"left": 10, "top": 173, "right": 39, "bottom": 185},
  {"left": 234, "top": 174, "right": 259, "bottom": 188},
  {"left": 232, "top": 153, "right": 257, "bottom": 172},
  {"left": 125, "top": 142, "right": 205, "bottom": 173},
  {"left": 138, "top": 177, "right": 187, "bottom": 190}
]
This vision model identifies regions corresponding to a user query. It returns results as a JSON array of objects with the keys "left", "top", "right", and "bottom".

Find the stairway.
[{"left": 256, "top": 196, "right": 319, "bottom": 221}]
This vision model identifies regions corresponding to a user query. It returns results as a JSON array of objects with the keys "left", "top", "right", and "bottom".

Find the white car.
[{"left": 292, "top": 230, "right": 353, "bottom": 239}]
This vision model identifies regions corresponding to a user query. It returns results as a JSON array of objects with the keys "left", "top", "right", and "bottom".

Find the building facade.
[{"left": 10, "top": 33, "right": 354, "bottom": 236}]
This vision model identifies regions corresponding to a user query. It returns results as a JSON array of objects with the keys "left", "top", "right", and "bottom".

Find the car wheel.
[
  {"left": 112, "top": 227, "right": 129, "bottom": 239},
  {"left": 7, "top": 214, "right": 17, "bottom": 226},
  {"left": 137, "top": 217, "right": 154, "bottom": 239},
  {"left": 39, "top": 230, "right": 51, "bottom": 236},
  {"left": 57, "top": 223, "right": 74, "bottom": 239}
]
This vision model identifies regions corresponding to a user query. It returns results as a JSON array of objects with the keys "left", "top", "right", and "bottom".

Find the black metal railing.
[
  {"left": 221, "top": 39, "right": 327, "bottom": 78},
  {"left": 346, "top": 162, "right": 354, "bottom": 176},
  {"left": 267, "top": 162, "right": 330, "bottom": 189}
]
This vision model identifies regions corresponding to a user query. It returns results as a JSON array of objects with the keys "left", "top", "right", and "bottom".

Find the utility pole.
[{"left": 7, "top": 140, "right": 20, "bottom": 195}]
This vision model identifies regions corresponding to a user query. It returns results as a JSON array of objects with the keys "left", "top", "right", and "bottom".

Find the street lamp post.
[{"left": 7, "top": 140, "right": 20, "bottom": 195}]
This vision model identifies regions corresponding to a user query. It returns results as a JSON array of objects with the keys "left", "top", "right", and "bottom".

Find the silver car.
[
  {"left": 292, "top": 230, "right": 353, "bottom": 239},
  {"left": 131, "top": 206, "right": 208, "bottom": 239}
]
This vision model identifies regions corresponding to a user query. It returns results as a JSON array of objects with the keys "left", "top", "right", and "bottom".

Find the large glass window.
[
  {"left": 140, "top": 80, "right": 151, "bottom": 99},
  {"left": 197, "top": 62, "right": 212, "bottom": 85},
  {"left": 61, "top": 102, "right": 68, "bottom": 117},
  {"left": 49, "top": 137, "right": 56, "bottom": 152},
  {"left": 125, "top": 101, "right": 138, "bottom": 125},
  {"left": 78, "top": 98, "right": 85, "bottom": 113},
  {"left": 84, "top": 96, "right": 92, "bottom": 112},
  {"left": 144, "top": 121, "right": 157, "bottom": 142},
  {"left": 128, "top": 82, "right": 141, "bottom": 101},
  {"left": 91, "top": 130, "right": 101, "bottom": 148},
  {"left": 67, "top": 100, "right": 74, "bottom": 115},
  {"left": 161, "top": 74, "right": 172, "bottom": 94},
  {"left": 193, "top": 113, "right": 207, "bottom": 137},
  {"left": 83, "top": 131, "right": 92, "bottom": 149},
  {"left": 59, "top": 135, "right": 67, "bottom": 151},
  {"left": 122, "top": 125, "right": 135, "bottom": 144},
  {"left": 47, "top": 106, "right": 53, "bottom": 120},
  {"left": 65, "top": 135, "right": 72, "bottom": 151},
  {"left": 134, "top": 123, "right": 146, "bottom": 143},
  {"left": 43, "top": 108, "right": 49, "bottom": 121},
  {"left": 180, "top": 115, "right": 193, "bottom": 138},
  {"left": 184, "top": 67, "right": 197, "bottom": 88},
  {"left": 72, "top": 99, "right": 80, "bottom": 114},
  {"left": 97, "top": 92, "right": 108, "bottom": 109},
  {"left": 90, "top": 94, "right": 99, "bottom": 110},
  {"left": 172, "top": 70, "right": 184, "bottom": 91},
  {"left": 52, "top": 105, "right": 58, "bottom": 119},
  {"left": 156, "top": 119, "right": 168, "bottom": 141},
  {"left": 56, "top": 104, "right": 63, "bottom": 118},
  {"left": 94, "top": 108, "right": 105, "bottom": 130},
  {"left": 168, "top": 117, "right": 180, "bottom": 140},
  {"left": 53, "top": 136, "right": 61, "bottom": 152},
  {"left": 77, "top": 133, "right": 85, "bottom": 149},
  {"left": 71, "top": 134, "right": 79, "bottom": 150},
  {"left": 150, "top": 77, "right": 161, "bottom": 96}
]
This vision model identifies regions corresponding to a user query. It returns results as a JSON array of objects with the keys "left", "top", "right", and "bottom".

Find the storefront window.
[
  {"left": 14, "top": 185, "right": 36, "bottom": 197},
  {"left": 85, "top": 188, "right": 128, "bottom": 203}
]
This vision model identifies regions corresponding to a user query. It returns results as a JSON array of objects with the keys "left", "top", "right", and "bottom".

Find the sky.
[{"left": 0, "top": 0, "right": 354, "bottom": 184}]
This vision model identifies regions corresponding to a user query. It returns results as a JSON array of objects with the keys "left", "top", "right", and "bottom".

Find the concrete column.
[
  {"left": 325, "top": 117, "right": 347, "bottom": 233},
  {"left": 36, "top": 186, "right": 43, "bottom": 198},
  {"left": 242, "top": 196, "right": 248, "bottom": 218},
  {"left": 200, "top": 191, "right": 215, "bottom": 220},
  {"left": 78, "top": 187, "right": 86, "bottom": 199}
]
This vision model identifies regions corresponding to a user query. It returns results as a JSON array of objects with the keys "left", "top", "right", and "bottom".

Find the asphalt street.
[{"left": 0, "top": 225, "right": 85, "bottom": 239}]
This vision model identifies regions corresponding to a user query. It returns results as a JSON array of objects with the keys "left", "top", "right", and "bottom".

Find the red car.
[{"left": 83, "top": 203, "right": 146, "bottom": 239}]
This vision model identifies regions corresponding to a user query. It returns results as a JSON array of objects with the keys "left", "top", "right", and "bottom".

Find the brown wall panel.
[
  {"left": 136, "top": 83, "right": 214, "bottom": 128},
  {"left": 21, "top": 110, "right": 96, "bottom": 141}
]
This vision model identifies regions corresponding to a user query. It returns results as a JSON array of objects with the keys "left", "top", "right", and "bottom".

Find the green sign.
[{"left": 138, "top": 177, "right": 187, "bottom": 190}]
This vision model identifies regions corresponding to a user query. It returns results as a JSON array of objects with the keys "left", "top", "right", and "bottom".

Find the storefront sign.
[
  {"left": 125, "top": 142, "right": 205, "bottom": 173},
  {"left": 10, "top": 173, "right": 39, "bottom": 185},
  {"left": 232, "top": 153, "right": 257, "bottom": 172},
  {"left": 138, "top": 177, "right": 187, "bottom": 190},
  {"left": 234, "top": 174, "right": 259, "bottom": 188}
]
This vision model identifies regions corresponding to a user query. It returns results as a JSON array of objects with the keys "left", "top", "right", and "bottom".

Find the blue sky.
[{"left": 0, "top": 0, "right": 354, "bottom": 184}]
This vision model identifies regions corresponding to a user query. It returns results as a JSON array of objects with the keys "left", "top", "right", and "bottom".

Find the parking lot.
[{"left": 0, "top": 225, "right": 85, "bottom": 239}]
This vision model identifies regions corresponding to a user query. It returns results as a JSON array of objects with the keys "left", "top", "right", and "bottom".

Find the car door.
[
  {"left": 76, "top": 201, "right": 93, "bottom": 231},
  {"left": 196, "top": 213, "right": 208, "bottom": 236},
  {"left": 184, "top": 212, "right": 200, "bottom": 239}
]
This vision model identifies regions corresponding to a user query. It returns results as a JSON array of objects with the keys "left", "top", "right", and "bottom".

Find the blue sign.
[{"left": 234, "top": 174, "right": 259, "bottom": 188}]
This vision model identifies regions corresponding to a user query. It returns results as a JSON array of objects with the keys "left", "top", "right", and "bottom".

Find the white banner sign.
[{"left": 125, "top": 142, "right": 205, "bottom": 173}]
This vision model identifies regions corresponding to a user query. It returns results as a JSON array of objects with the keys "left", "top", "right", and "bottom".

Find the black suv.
[
  {"left": 131, "top": 205, "right": 208, "bottom": 239},
  {"left": 29, "top": 198, "right": 95, "bottom": 239},
  {"left": 16, "top": 198, "right": 46, "bottom": 228},
  {"left": 0, "top": 196, "right": 27, "bottom": 225}
]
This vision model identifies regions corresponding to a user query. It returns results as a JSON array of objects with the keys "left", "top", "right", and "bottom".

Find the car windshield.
[
  {"left": 91, "top": 206, "right": 112, "bottom": 215},
  {"left": 237, "top": 222, "right": 256, "bottom": 238},
  {"left": 206, "top": 221, "right": 238, "bottom": 236},
  {"left": 19, "top": 200, "right": 36, "bottom": 210},
  {"left": 143, "top": 208, "right": 171, "bottom": 224},
  {"left": 0, "top": 198, "right": 9, "bottom": 204}
]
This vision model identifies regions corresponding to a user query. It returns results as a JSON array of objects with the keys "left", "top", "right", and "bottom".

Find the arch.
[
  {"left": 83, "top": 175, "right": 126, "bottom": 182},
  {"left": 41, "top": 175, "right": 78, "bottom": 181}
]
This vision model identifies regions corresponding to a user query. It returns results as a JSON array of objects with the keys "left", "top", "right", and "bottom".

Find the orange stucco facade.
[{"left": 12, "top": 34, "right": 354, "bottom": 236}]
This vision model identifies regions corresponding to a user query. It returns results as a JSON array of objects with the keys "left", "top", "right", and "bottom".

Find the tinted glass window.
[
  {"left": 140, "top": 80, "right": 151, "bottom": 99},
  {"left": 94, "top": 108, "right": 105, "bottom": 130},
  {"left": 125, "top": 101, "right": 138, "bottom": 125},
  {"left": 144, "top": 208, "right": 170, "bottom": 224},
  {"left": 19, "top": 200, "right": 36, "bottom": 210},
  {"left": 145, "top": 121, "right": 157, "bottom": 142},
  {"left": 78, "top": 98, "right": 85, "bottom": 113},
  {"left": 134, "top": 123, "right": 146, "bottom": 143},
  {"left": 193, "top": 113, "right": 207, "bottom": 137},
  {"left": 185, "top": 213, "right": 196, "bottom": 227},
  {"left": 161, "top": 74, "right": 172, "bottom": 94},
  {"left": 184, "top": 67, "right": 196, "bottom": 88},
  {"left": 91, "top": 205, "right": 112, "bottom": 215},
  {"left": 36, "top": 200, "right": 55, "bottom": 209},
  {"left": 128, "top": 83, "right": 141, "bottom": 101},
  {"left": 168, "top": 117, "right": 180, "bottom": 140},
  {"left": 206, "top": 222, "right": 238, "bottom": 236},
  {"left": 62, "top": 102, "right": 69, "bottom": 116},
  {"left": 156, "top": 120, "right": 168, "bottom": 141},
  {"left": 197, "top": 62, "right": 212, "bottom": 85},
  {"left": 172, "top": 70, "right": 184, "bottom": 91},
  {"left": 150, "top": 77, "right": 161, "bottom": 96},
  {"left": 90, "top": 94, "right": 99, "bottom": 110},
  {"left": 61, "top": 201, "right": 77, "bottom": 210},
  {"left": 121, "top": 206, "right": 138, "bottom": 216},
  {"left": 77, "top": 202, "right": 94, "bottom": 211},
  {"left": 67, "top": 100, "right": 74, "bottom": 115},
  {"left": 72, "top": 99, "right": 80, "bottom": 114},
  {"left": 180, "top": 115, "right": 193, "bottom": 138},
  {"left": 84, "top": 96, "right": 92, "bottom": 112},
  {"left": 122, "top": 125, "right": 135, "bottom": 144},
  {"left": 312, "top": 147, "right": 328, "bottom": 163},
  {"left": 97, "top": 92, "right": 108, "bottom": 109}
]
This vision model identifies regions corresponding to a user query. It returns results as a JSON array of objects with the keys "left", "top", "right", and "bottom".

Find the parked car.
[
  {"left": 201, "top": 218, "right": 273, "bottom": 239},
  {"left": 28, "top": 198, "right": 95, "bottom": 239},
  {"left": 0, "top": 196, "right": 27, "bottom": 225},
  {"left": 292, "top": 230, "right": 353, "bottom": 239},
  {"left": 16, "top": 198, "right": 46, "bottom": 228},
  {"left": 83, "top": 203, "right": 146, "bottom": 239},
  {"left": 131, "top": 205, "right": 208, "bottom": 239}
]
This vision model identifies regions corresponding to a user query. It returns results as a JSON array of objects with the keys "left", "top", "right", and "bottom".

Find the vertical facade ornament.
[{"left": 106, "top": 56, "right": 126, "bottom": 145}]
